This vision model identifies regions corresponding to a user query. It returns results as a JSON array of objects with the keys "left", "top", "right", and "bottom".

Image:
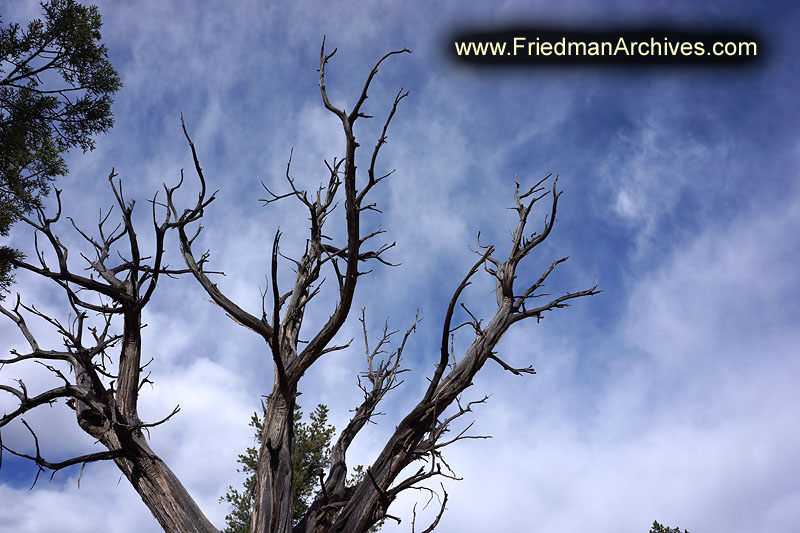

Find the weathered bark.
[
  {"left": 113, "top": 436, "right": 217, "bottom": 533},
  {"left": 251, "top": 386, "right": 295, "bottom": 532}
]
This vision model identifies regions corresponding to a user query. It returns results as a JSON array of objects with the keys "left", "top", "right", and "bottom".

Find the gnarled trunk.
[
  {"left": 116, "top": 438, "right": 218, "bottom": 533},
  {"left": 253, "top": 386, "right": 296, "bottom": 533}
]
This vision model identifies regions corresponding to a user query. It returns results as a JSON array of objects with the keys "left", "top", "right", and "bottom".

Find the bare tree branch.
[
  {"left": 0, "top": 419, "right": 124, "bottom": 488},
  {"left": 411, "top": 484, "right": 448, "bottom": 533}
]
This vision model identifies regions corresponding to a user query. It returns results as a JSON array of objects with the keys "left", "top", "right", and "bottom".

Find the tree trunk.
[
  {"left": 116, "top": 438, "right": 219, "bottom": 533},
  {"left": 252, "top": 386, "right": 296, "bottom": 533}
]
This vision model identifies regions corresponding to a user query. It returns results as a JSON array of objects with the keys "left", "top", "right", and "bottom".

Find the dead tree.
[
  {"left": 0, "top": 174, "right": 217, "bottom": 532},
  {"left": 1, "top": 41, "right": 599, "bottom": 533}
]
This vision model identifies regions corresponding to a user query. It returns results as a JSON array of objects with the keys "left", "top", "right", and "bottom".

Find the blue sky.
[{"left": 1, "top": 0, "right": 799, "bottom": 531}]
